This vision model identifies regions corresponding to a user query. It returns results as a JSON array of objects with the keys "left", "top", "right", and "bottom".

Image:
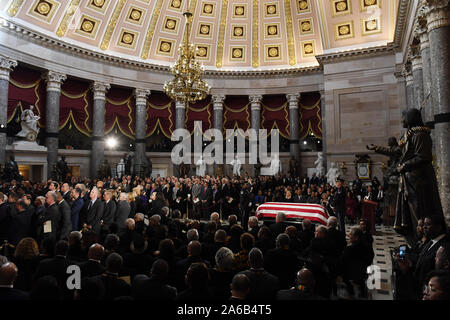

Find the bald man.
[
  {"left": 79, "top": 244, "right": 105, "bottom": 278},
  {"left": 0, "top": 262, "right": 29, "bottom": 300},
  {"left": 276, "top": 268, "right": 324, "bottom": 300}
]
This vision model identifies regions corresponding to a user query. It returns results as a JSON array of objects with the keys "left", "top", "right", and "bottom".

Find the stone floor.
[{"left": 340, "top": 224, "right": 407, "bottom": 300}]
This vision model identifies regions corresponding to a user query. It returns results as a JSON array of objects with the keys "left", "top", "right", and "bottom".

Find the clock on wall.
[{"left": 355, "top": 154, "right": 371, "bottom": 180}]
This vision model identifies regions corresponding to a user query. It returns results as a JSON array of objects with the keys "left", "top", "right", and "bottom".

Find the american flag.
[{"left": 256, "top": 202, "right": 329, "bottom": 225}]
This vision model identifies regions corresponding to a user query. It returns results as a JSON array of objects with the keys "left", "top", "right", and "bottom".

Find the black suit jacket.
[
  {"left": 0, "top": 202, "right": 10, "bottom": 241},
  {"left": 264, "top": 248, "right": 299, "bottom": 289},
  {"left": 276, "top": 288, "right": 325, "bottom": 300},
  {"left": 83, "top": 199, "right": 104, "bottom": 234},
  {"left": 8, "top": 209, "right": 32, "bottom": 246},
  {"left": 33, "top": 255, "right": 72, "bottom": 299},
  {"left": 269, "top": 222, "right": 288, "bottom": 240},
  {"left": 414, "top": 235, "right": 448, "bottom": 289},
  {"left": 132, "top": 275, "right": 177, "bottom": 300},
  {"left": 38, "top": 203, "right": 60, "bottom": 241},
  {"left": 62, "top": 191, "right": 72, "bottom": 206},
  {"left": 240, "top": 269, "right": 279, "bottom": 300},
  {"left": 103, "top": 200, "right": 117, "bottom": 227},
  {"left": 79, "top": 260, "right": 105, "bottom": 278},
  {"left": 57, "top": 200, "right": 72, "bottom": 240}
]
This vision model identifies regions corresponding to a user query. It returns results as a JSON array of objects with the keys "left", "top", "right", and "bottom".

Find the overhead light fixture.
[{"left": 163, "top": 9, "right": 210, "bottom": 103}]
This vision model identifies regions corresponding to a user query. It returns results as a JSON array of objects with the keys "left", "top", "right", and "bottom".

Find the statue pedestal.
[{"left": 11, "top": 140, "right": 48, "bottom": 152}]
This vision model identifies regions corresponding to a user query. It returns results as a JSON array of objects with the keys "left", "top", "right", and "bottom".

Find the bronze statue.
[
  {"left": 98, "top": 159, "right": 112, "bottom": 180},
  {"left": 367, "top": 108, "right": 443, "bottom": 245},
  {"left": 3, "top": 154, "right": 21, "bottom": 181},
  {"left": 56, "top": 155, "right": 71, "bottom": 182}
]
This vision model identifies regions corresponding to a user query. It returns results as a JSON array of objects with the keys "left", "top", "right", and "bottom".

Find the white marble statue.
[
  {"left": 326, "top": 162, "right": 342, "bottom": 187},
  {"left": 314, "top": 152, "right": 325, "bottom": 177},
  {"left": 269, "top": 153, "right": 282, "bottom": 176},
  {"left": 230, "top": 155, "right": 242, "bottom": 176},
  {"left": 117, "top": 159, "right": 125, "bottom": 179},
  {"left": 196, "top": 156, "right": 206, "bottom": 177},
  {"left": 16, "top": 105, "right": 40, "bottom": 141}
]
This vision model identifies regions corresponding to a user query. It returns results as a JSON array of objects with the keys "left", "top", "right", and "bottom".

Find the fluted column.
[
  {"left": 402, "top": 62, "right": 414, "bottom": 110},
  {"left": 90, "top": 82, "right": 110, "bottom": 179},
  {"left": 287, "top": 93, "right": 301, "bottom": 161},
  {"left": 44, "top": 71, "right": 66, "bottom": 179},
  {"left": 425, "top": 0, "right": 450, "bottom": 219},
  {"left": 320, "top": 90, "right": 327, "bottom": 169},
  {"left": 212, "top": 95, "right": 225, "bottom": 131},
  {"left": 0, "top": 56, "right": 17, "bottom": 164},
  {"left": 410, "top": 46, "right": 424, "bottom": 111},
  {"left": 134, "top": 88, "right": 151, "bottom": 177},
  {"left": 249, "top": 95, "right": 262, "bottom": 176},
  {"left": 415, "top": 7, "right": 434, "bottom": 127},
  {"left": 175, "top": 101, "right": 186, "bottom": 176}
]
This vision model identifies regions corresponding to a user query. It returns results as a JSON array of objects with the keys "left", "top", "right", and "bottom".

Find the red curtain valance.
[
  {"left": 223, "top": 96, "right": 250, "bottom": 138},
  {"left": 105, "top": 87, "right": 135, "bottom": 139},
  {"left": 185, "top": 96, "right": 212, "bottom": 135},
  {"left": 299, "top": 92, "right": 322, "bottom": 139},
  {"left": 7, "top": 66, "right": 46, "bottom": 128},
  {"left": 60, "top": 78, "right": 92, "bottom": 136},
  {"left": 261, "top": 95, "right": 289, "bottom": 138},
  {"left": 146, "top": 91, "right": 175, "bottom": 138}
]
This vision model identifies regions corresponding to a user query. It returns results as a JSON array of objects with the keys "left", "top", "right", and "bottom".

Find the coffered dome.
[{"left": 1, "top": 0, "right": 398, "bottom": 71}]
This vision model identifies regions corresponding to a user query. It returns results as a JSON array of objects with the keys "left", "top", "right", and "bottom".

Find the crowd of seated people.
[{"left": 0, "top": 173, "right": 448, "bottom": 301}]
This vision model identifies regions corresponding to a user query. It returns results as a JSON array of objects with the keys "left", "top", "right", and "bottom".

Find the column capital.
[
  {"left": 134, "top": 88, "right": 151, "bottom": 105},
  {"left": 402, "top": 62, "right": 414, "bottom": 85},
  {"left": 175, "top": 101, "right": 186, "bottom": 109},
  {"left": 44, "top": 71, "right": 67, "bottom": 92},
  {"left": 425, "top": 0, "right": 450, "bottom": 32},
  {"left": 286, "top": 93, "right": 301, "bottom": 109},
  {"left": 212, "top": 94, "right": 225, "bottom": 107},
  {"left": 249, "top": 95, "right": 263, "bottom": 104},
  {"left": 414, "top": 10, "right": 430, "bottom": 50},
  {"left": 409, "top": 45, "right": 423, "bottom": 71},
  {"left": 92, "top": 81, "right": 110, "bottom": 100},
  {"left": 0, "top": 56, "right": 17, "bottom": 81}
]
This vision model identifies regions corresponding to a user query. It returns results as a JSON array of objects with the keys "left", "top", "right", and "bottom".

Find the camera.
[{"left": 399, "top": 245, "right": 407, "bottom": 260}]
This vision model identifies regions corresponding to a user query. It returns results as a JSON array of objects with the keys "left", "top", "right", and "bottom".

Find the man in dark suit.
[
  {"left": 199, "top": 181, "right": 212, "bottom": 220},
  {"left": 327, "top": 216, "right": 347, "bottom": 257},
  {"left": 70, "top": 188, "right": 84, "bottom": 231},
  {"left": 115, "top": 192, "right": 131, "bottom": 232},
  {"left": 132, "top": 259, "right": 177, "bottom": 300},
  {"left": 269, "top": 212, "right": 288, "bottom": 240},
  {"left": 239, "top": 183, "right": 251, "bottom": 231},
  {"left": 0, "top": 262, "right": 29, "bottom": 300},
  {"left": 310, "top": 173, "right": 319, "bottom": 186},
  {"left": 79, "top": 243, "right": 105, "bottom": 278},
  {"left": 175, "top": 241, "right": 208, "bottom": 291},
  {"left": 82, "top": 187, "right": 103, "bottom": 234},
  {"left": 37, "top": 192, "right": 61, "bottom": 242},
  {"left": 333, "top": 178, "right": 346, "bottom": 233},
  {"left": 61, "top": 183, "right": 72, "bottom": 207},
  {"left": 91, "top": 253, "right": 131, "bottom": 300},
  {"left": 33, "top": 240, "right": 72, "bottom": 300},
  {"left": 102, "top": 190, "right": 117, "bottom": 228},
  {"left": 264, "top": 233, "right": 299, "bottom": 289},
  {"left": 229, "top": 274, "right": 250, "bottom": 301},
  {"left": 248, "top": 216, "right": 260, "bottom": 240},
  {"left": 0, "top": 192, "right": 9, "bottom": 242},
  {"left": 239, "top": 248, "right": 279, "bottom": 300},
  {"left": 276, "top": 268, "right": 325, "bottom": 300},
  {"left": 56, "top": 192, "right": 72, "bottom": 241},
  {"left": 395, "top": 215, "right": 448, "bottom": 299},
  {"left": 8, "top": 199, "right": 32, "bottom": 246}
]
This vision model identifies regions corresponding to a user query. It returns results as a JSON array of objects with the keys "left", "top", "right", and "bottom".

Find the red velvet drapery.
[
  {"left": 299, "top": 92, "right": 322, "bottom": 139},
  {"left": 261, "top": 95, "right": 289, "bottom": 138},
  {"left": 223, "top": 96, "right": 250, "bottom": 138},
  {"left": 146, "top": 91, "right": 175, "bottom": 138},
  {"left": 105, "top": 87, "right": 135, "bottom": 139},
  {"left": 185, "top": 96, "right": 212, "bottom": 135}
]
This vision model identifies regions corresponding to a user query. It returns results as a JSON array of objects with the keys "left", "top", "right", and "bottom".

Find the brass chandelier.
[{"left": 163, "top": 11, "right": 210, "bottom": 103}]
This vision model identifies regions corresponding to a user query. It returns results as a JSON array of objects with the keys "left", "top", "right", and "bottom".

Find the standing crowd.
[{"left": 0, "top": 173, "right": 448, "bottom": 300}]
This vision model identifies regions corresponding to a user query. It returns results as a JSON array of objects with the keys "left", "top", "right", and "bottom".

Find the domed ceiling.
[{"left": 2, "top": 0, "right": 398, "bottom": 71}]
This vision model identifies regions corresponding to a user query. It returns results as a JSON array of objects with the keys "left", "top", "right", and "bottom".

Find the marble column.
[
  {"left": 0, "top": 56, "right": 17, "bottom": 165},
  {"left": 425, "top": 0, "right": 450, "bottom": 220},
  {"left": 90, "top": 82, "right": 110, "bottom": 179},
  {"left": 44, "top": 71, "right": 66, "bottom": 179},
  {"left": 415, "top": 8, "right": 434, "bottom": 126},
  {"left": 320, "top": 90, "right": 327, "bottom": 171},
  {"left": 410, "top": 46, "right": 424, "bottom": 112},
  {"left": 212, "top": 95, "right": 225, "bottom": 175},
  {"left": 134, "top": 88, "right": 151, "bottom": 177},
  {"left": 249, "top": 95, "right": 262, "bottom": 177},
  {"left": 287, "top": 93, "right": 301, "bottom": 162},
  {"left": 175, "top": 101, "right": 186, "bottom": 176},
  {"left": 402, "top": 62, "right": 414, "bottom": 110}
]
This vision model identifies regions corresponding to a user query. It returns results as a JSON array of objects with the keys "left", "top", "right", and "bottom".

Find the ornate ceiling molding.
[
  {"left": 0, "top": 18, "right": 322, "bottom": 78},
  {"left": 392, "top": 0, "right": 412, "bottom": 50},
  {"left": 315, "top": 43, "right": 396, "bottom": 64}
]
